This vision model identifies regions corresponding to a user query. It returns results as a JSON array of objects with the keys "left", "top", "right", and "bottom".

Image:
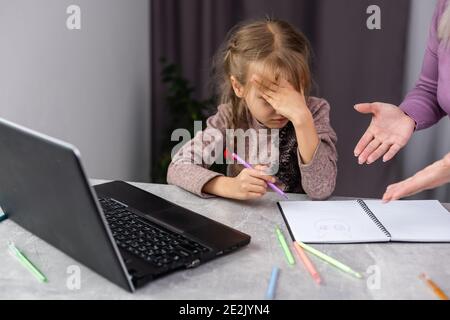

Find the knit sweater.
[{"left": 167, "top": 96, "right": 338, "bottom": 200}]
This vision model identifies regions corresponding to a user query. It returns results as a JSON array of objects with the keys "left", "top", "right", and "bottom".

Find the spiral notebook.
[{"left": 277, "top": 200, "right": 450, "bottom": 243}]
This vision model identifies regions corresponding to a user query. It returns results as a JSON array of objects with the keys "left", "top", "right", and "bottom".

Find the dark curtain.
[{"left": 150, "top": 0, "right": 410, "bottom": 198}]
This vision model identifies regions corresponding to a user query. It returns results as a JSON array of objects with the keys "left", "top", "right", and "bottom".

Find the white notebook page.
[
  {"left": 278, "top": 201, "right": 389, "bottom": 243},
  {"left": 364, "top": 200, "right": 450, "bottom": 242}
]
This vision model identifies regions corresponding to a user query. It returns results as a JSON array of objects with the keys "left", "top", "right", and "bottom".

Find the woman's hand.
[
  {"left": 354, "top": 102, "right": 416, "bottom": 164},
  {"left": 203, "top": 165, "right": 276, "bottom": 200},
  {"left": 382, "top": 153, "right": 450, "bottom": 202},
  {"left": 252, "top": 76, "right": 310, "bottom": 126}
]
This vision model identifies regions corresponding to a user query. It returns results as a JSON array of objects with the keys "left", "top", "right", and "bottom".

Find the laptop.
[{"left": 0, "top": 118, "right": 251, "bottom": 292}]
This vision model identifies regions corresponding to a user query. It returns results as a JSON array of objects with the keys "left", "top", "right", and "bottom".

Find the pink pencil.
[
  {"left": 224, "top": 149, "right": 288, "bottom": 200},
  {"left": 293, "top": 242, "right": 321, "bottom": 284}
]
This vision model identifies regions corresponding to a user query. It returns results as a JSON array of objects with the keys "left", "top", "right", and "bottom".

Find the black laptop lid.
[{"left": 0, "top": 118, "right": 134, "bottom": 292}]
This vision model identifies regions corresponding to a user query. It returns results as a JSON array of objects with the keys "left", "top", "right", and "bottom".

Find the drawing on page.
[{"left": 314, "top": 219, "right": 352, "bottom": 240}]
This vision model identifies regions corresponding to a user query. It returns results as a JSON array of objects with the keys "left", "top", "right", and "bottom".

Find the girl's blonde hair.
[
  {"left": 212, "top": 18, "right": 312, "bottom": 128},
  {"left": 438, "top": 1, "right": 450, "bottom": 42}
]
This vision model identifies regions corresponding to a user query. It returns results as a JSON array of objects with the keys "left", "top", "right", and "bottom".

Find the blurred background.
[{"left": 1, "top": 0, "right": 449, "bottom": 201}]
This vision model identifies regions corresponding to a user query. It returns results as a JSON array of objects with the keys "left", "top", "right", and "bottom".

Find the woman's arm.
[
  {"left": 399, "top": 0, "right": 448, "bottom": 130},
  {"left": 353, "top": 1, "right": 448, "bottom": 164},
  {"left": 382, "top": 152, "right": 450, "bottom": 201}
]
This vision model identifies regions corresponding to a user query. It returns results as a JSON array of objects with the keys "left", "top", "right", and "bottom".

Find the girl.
[{"left": 167, "top": 18, "right": 338, "bottom": 200}]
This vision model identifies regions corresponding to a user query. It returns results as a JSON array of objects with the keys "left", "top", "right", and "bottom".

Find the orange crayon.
[{"left": 419, "top": 273, "right": 449, "bottom": 300}]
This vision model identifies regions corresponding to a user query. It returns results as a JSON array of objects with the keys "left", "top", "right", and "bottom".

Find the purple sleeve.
[{"left": 400, "top": 0, "right": 447, "bottom": 130}]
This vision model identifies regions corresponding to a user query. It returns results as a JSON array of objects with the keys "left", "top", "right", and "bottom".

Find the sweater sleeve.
[
  {"left": 166, "top": 105, "right": 231, "bottom": 198},
  {"left": 399, "top": 0, "right": 448, "bottom": 130},
  {"left": 297, "top": 98, "right": 338, "bottom": 200}
]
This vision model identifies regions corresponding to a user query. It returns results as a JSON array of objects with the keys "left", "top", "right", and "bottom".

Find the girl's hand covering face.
[{"left": 251, "top": 75, "right": 309, "bottom": 124}]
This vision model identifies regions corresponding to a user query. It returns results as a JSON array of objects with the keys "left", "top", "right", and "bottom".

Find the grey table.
[{"left": 1, "top": 180, "right": 449, "bottom": 300}]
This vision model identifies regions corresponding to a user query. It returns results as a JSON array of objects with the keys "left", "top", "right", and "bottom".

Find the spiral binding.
[{"left": 356, "top": 199, "right": 391, "bottom": 238}]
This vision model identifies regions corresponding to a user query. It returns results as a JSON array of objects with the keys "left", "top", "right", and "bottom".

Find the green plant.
[{"left": 152, "top": 58, "right": 218, "bottom": 183}]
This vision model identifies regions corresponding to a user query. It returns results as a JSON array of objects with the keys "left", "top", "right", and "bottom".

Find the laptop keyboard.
[{"left": 99, "top": 198, "right": 210, "bottom": 269}]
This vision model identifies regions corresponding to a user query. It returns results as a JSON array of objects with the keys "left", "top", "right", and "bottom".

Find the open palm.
[{"left": 354, "top": 102, "right": 416, "bottom": 164}]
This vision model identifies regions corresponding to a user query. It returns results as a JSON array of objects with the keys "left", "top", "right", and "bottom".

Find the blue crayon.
[{"left": 265, "top": 267, "right": 280, "bottom": 300}]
